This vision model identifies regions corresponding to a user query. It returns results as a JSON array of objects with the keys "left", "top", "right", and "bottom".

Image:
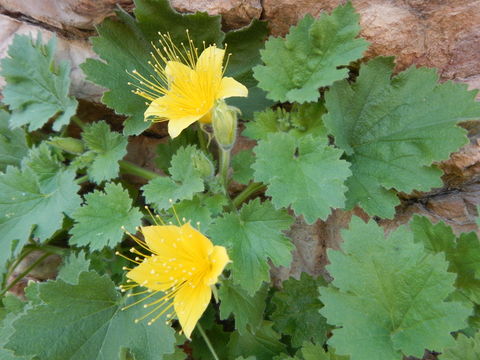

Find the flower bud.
[
  {"left": 211, "top": 100, "right": 240, "bottom": 150},
  {"left": 191, "top": 151, "right": 215, "bottom": 180},
  {"left": 47, "top": 137, "right": 84, "bottom": 154}
]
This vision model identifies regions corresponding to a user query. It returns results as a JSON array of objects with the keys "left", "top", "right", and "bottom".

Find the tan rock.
[
  {"left": 170, "top": 0, "right": 262, "bottom": 29},
  {"left": 0, "top": 0, "right": 261, "bottom": 31},
  {"left": 263, "top": 0, "right": 480, "bottom": 96},
  {"left": 0, "top": 14, "right": 103, "bottom": 101},
  {"left": 0, "top": 0, "right": 133, "bottom": 31}
]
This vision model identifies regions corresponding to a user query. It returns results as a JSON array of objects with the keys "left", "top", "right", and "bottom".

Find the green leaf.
[
  {"left": 155, "top": 128, "right": 197, "bottom": 174},
  {"left": 167, "top": 193, "right": 227, "bottom": 233},
  {"left": 0, "top": 147, "right": 81, "bottom": 278},
  {"left": 300, "top": 343, "right": 349, "bottom": 360},
  {"left": 253, "top": 2, "right": 368, "bottom": 103},
  {"left": 70, "top": 182, "right": 143, "bottom": 251},
  {"left": 271, "top": 273, "right": 328, "bottom": 347},
  {"left": 244, "top": 103, "right": 327, "bottom": 143},
  {"left": 232, "top": 149, "right": 255, "bottom": 185},
  {"left": 253, "top": 132, "right": 351, "bottom": 224},
  {"left": 218, "top": 279, "right": 268, "bottom": 335},
  {"left": 143, "top": 146, "right": 205, "bottom": 210},
  {"left": 190, "top": 307, "right": 230, "bottom": 360},
  {"left": 209, "top": 199, "right": 294, "bottom": 295},
  {"left": 0, "top": 34, "right": 78, "bottom": 131},
  {"left": 82, "top": 121, "right": 128, "bottom": 184},
  {"left": 324, "top": 57, "right": 480, "bottom": 218},
  {"left": 57, "top": 251, "right": 91, "bottom": 284},
  {"left": 227, "top": 321, "right": 286, "bottom": 360},
  {"left": 319, "top": 217, "right": 471, "bottom": 360},
  {"left": 0, "top": 109, "right": 28, "bottom": 172},
  {"left": 439, "top": 332, "right": 480, "bottom": 360},
  {"left": 0, "top": 295, "right": 30, "bottom": 360},
  {"left": 81, "top": 0, "right": 223, "bottom": 135},
  {"left": 6, "top": 271, "right": 175, "bottom": 360},
  {"left": 410, "top": 216, "right": 480, "bottom": 304}
]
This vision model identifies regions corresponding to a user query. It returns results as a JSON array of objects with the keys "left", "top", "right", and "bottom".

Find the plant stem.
[
  {"left": 218, "top": 147, "right": 231, "bottom": 189},
  {"left": 75, "top": 175, "right": 89, "bottom": 184},
  {"left": 119, "top": 160, "right": 159, "bottom": 181},
  {"left": 232, "top": 182, "right": 266, "bottom": 208},
  {"left": 0, "top": 252, "right": 51, "bottom": 297},
  {"left": 71, "top": 115, "right": 86, "bottom": 130},
  {"left": 197, "top": 127, "right": 208, "bottom": 153},
  {"left": 197, "top": 323, "right": 219, "bottom": 360}
]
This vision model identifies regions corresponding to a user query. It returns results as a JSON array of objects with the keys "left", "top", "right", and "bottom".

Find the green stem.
[
  {"left": 197, "top": 127, "right": 208, "bottom": 153},
  {"left": 0, "top": 252, "right": 51, "bottom": 297},
  {"left": 218, "top": 147, "right": 231, "bottom": 189},
  {"left": 232, "top": 182, "right": 266, "bottom": 208},
  {"left": 119, "top": 160, "right": 159, "bottom": 181},
  {"left": 75, "top": 175, "right": 89, "bottom": 184},
  {"left": 71, "top": 115, "right": 86, "bottom": 130},
  {"left": 197, "top": 323, "right": 219, "bottom": 360},
  {"left": 24, "top": 244, "right": 69, "bottom": 256},
  {"left": 2, "top": 247, "right": 37, "bottom": 289}
]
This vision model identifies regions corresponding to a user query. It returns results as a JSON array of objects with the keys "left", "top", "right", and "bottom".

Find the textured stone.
[
  {"left": 0, "top": 0, "right": 133, "bottom": 31},
  {"left": 0, "top": 14, "right": 102, "bottom": 101},
  {"left": 170, "top": 0, "right": 262, "bottom": 29},
  {"left": 263, "top": 0, "right": 480, "bottom": 96},
  {"left": 0, "top": 0, "right": 261, "bottom": 31}
]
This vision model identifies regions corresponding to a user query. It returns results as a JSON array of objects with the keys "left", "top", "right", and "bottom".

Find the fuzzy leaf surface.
[
  {"left": 253, "top": 132, "right": 351, "bottom": 223},
  {"left": 439, "top": 332, "right": 480, "bottom": 360},
  {"left": 228, "top": 322, "right": 286, "bottom": 360},
  {"left": 232, "top": 149, "right": 255, "bottom": 185},
  {"left": 253, "top": 2, "right": 368, "bottom": 103},
  {"left": 271, "top": 273, "right": 328, "bottom": 347},
  {"left": 82, "top": 121, "right": 128, "bottom": 184},
  {"left": 320, "top": 217, "right": 471, "bottom": 360},
  {"left": 209, "top": 199, "right": 293, "bottom": 295},
  {"left": 0, "top": 110, "right": 28, "bottom": 172},
  {"left": 57, "top": 251, "right": 91, "bottom": 284},
  {"left": 70, "top": 183, "right": 142, "bottom": 251},
  {"left": 219, "top": 279, "right": 268, "bottom": 335},
  {"left": 244, "top": 103, "right": 326, "bottom": 141},
  {"left": 6, "top": 271, "right": 175, "bottom": 360},
  {"left": 0, "top": 35, "right": 77, "bottom": 131},
  {"left": 410, "top": 215, "right": 480, "bottom": 304},
  {"left": 324, "top": 57, "right": 480, "bottom": 218},
  {"left": 0, "top": 147, "right": 80, "bottom": 278},
  {"left": 143, "top": 146, "right": 204, "bottom": 210}
]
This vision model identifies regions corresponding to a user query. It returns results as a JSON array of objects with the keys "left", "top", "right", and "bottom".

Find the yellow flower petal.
[
  {"left": 165, "top": 60, "right": 195, "bottom": 84},
  {"left": 174, "top": 281, "right": 212, "bottom": 339},
  {"left": 217, "top": 77, "right": 248, "bottom": 99},
  {"left": 126, "top": 257, "right": 168, "bottom": 291},
  {"left": 205, "top": 245, "right": 230, "bottom": 286},
  {"left": 168, "top": 115, "right": 203, "bottom": 138},
  {"left": 195, "top": 46, "right": 225, "bottom": 78}
]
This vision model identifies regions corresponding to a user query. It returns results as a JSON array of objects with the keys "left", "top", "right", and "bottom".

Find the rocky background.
[{"left": 1, "top": 0, "right": 479, "bottom": 297}]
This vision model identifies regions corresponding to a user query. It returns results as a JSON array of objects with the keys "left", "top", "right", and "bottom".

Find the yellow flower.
[
  {"left": 131, "top": 33, "right": 248, "bottom": 138},
  {"left": 118, "top": 222, "right": 230, "bottom": 339}
]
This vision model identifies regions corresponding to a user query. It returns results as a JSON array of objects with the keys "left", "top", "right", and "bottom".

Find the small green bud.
[
  {"left": 191, "top": 151, "right": 215, "bottom": 180},
  {"left": 211, "top": 100, "right": 240, "bottom": 150},
  {"left": 47, "top": 137, "right": 84, "bottom": 154}
]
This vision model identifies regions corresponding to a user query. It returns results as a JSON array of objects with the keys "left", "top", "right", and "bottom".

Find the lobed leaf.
[
  {"left": 253, "top": 2, "right": 368, "bottom": 103},
  {"left": 324, "top": 57, "right": 480, "bottom": 218},
  {"left": 143, "top": 146, "right": 205, "bottom": 210},
  {"left": 6, "top": 271, "right": 175, "bottom": 360},
  {"left": 271, "top": 273, "right": 328, "bottom": 347},
  {"left": 0, "top": 35, "right": 77, "bottom": 131},
  {"left": 70, "top": 182, "right": 143, "bottom": 251},
  {"left": 0, "top": 109, "right": 29, "bottom": 172},
  {"left": 82, "top": 121, "right": 128, "bottom": 184},
  {"left": 319, "top": 217, "right": 471, "bottom": 360},
  {"left": 253, "top": 132, "right": 351, "bottom": 223},
  {"left": 209, "top": 199, "right": 294, "bottom": 295}
]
